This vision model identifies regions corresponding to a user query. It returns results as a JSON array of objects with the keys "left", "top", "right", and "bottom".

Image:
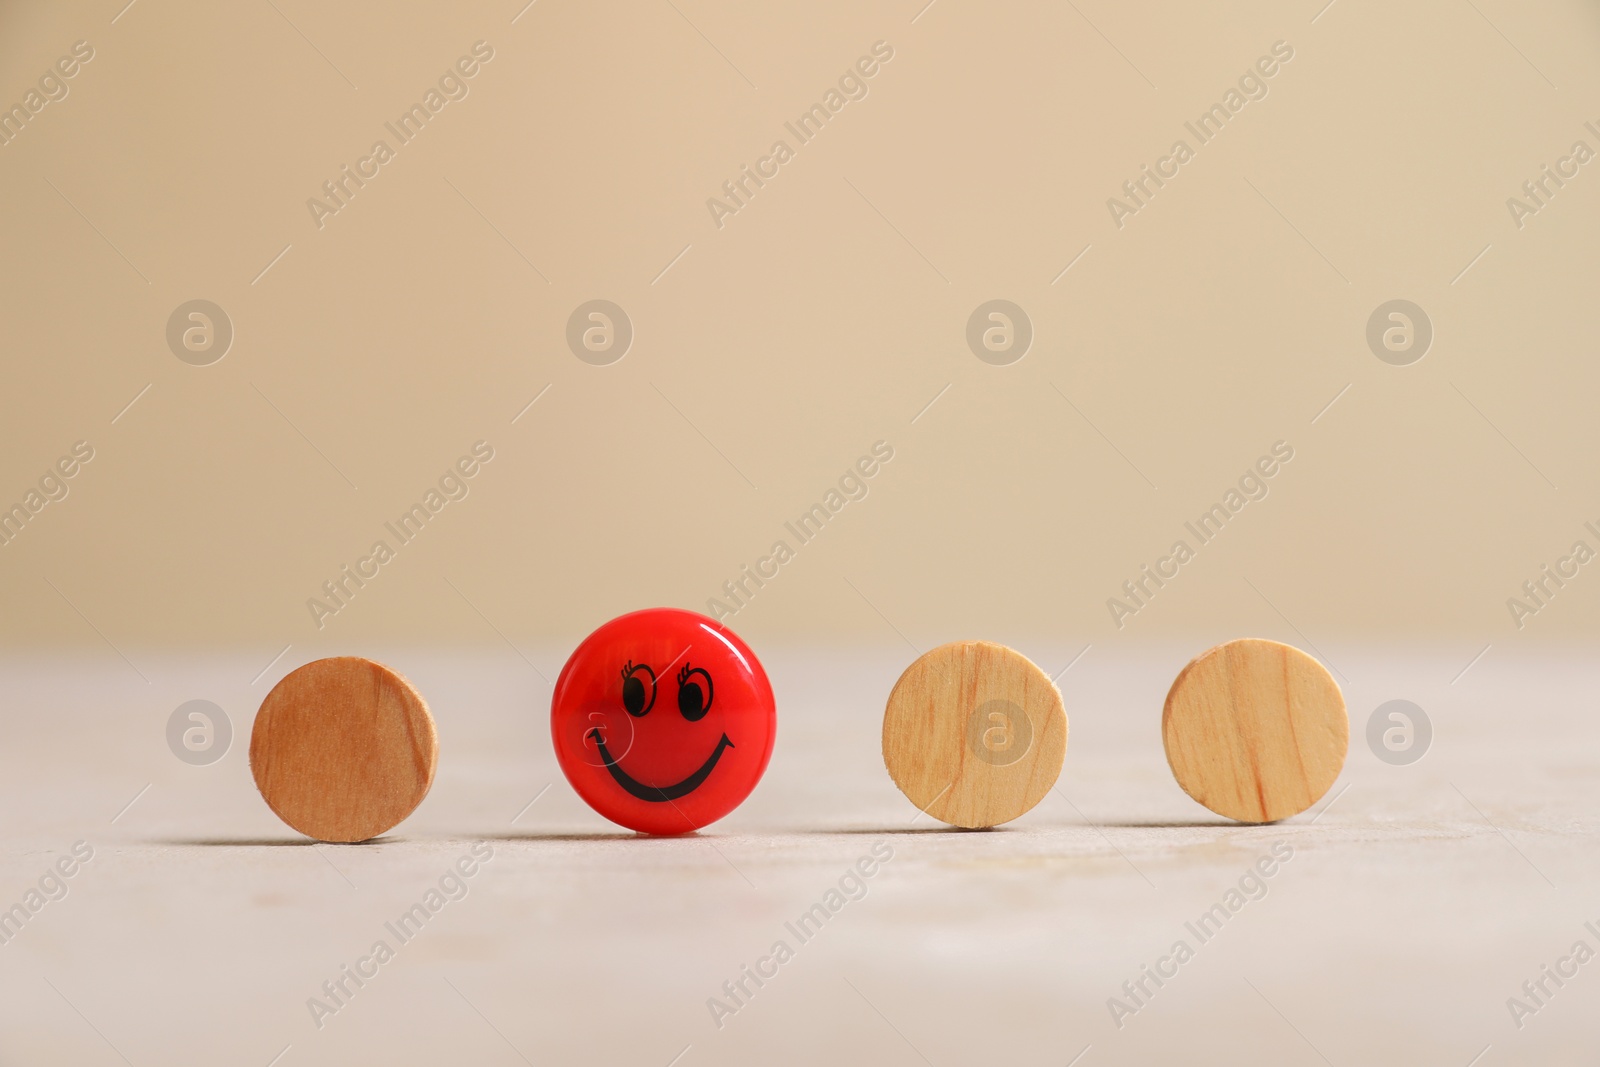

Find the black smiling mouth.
[{"left": 586, "top": 728, "right": 734, "bottom": 802}]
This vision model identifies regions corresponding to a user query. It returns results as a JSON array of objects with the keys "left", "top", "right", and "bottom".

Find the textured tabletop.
[{"left": 0, "top": 644, "right": 1594, "bottom": 1066}]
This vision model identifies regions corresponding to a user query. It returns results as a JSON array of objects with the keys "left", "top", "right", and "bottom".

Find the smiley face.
[
  {"left": 551, "top": 608, "right": 776, "bottom": 834},
  {"left": 589, "top": 660, "right": 734, "bottom": 801}
]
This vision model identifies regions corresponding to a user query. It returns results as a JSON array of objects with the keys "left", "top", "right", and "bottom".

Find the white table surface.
[{"left": 0, "top": 643, "right": 1594, "bottom": 1065}]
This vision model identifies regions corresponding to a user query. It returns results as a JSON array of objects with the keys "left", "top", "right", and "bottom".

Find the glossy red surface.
[{"left": 550, "top": 608, "right": 777, "bottom": 834}]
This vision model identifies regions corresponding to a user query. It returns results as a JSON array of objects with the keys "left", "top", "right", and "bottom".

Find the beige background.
[{"left": 3, "top": 0, "right": 1598, "bottom": 664}]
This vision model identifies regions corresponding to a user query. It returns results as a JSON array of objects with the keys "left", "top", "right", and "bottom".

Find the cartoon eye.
[
  {"left": 677, "top": 664, "right": 713, "bottom": 721},
  {"left": 621, "top": 662, "right": 656, "bottom": 717}
]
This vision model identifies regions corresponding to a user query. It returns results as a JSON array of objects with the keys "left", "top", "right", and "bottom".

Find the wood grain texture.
[
  {"left": 882, "top": 641, "right": 1067, "bottom": 829},
  {"left": 1162, "top": 638, "right": 1347, "bottom": 824},
  {"left": 249, "top": 656, "right": 438, "bottom": 843}
]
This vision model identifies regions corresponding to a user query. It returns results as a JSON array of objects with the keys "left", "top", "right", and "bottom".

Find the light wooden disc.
[
  {"left": 250, "top": 657, "right": 438, "bottom": 843},
  {"left": 1162, "top": 638, "right": 1347, "bottom": 824},
  {"left": 882, "top": 641, "right": 1068, "bottom": 829}
]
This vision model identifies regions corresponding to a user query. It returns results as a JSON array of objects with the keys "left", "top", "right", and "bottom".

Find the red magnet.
[{"left": 551, "top": 608, "right": 776, "bottom": 834}]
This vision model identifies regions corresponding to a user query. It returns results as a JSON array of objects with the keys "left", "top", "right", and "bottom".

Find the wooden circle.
[
  {"left": 250, "top": 657, "right": 438, "bottom": 843},
  {"left": 1162, "top": 638, "right": 1347, "bottom": 824},
  {"left": 882, "top": 641, "right": 1068, "bottom": 829}
]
